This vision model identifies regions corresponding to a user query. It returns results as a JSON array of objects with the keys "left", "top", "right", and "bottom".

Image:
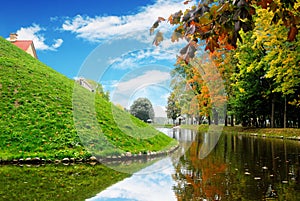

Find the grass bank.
[
  {"left": 180, "top": 124, "right": 300, "bottom": 139},
  {"left": 0, "top": 37, "right": 176, "bottom": 161}
]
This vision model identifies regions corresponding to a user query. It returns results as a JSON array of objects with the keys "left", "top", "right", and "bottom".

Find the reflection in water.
[
  {"left": 88, "top": 128, "right": 300, "bottom": 201},
  {"left": 87, "top": 157, "right": 177, "bottom": 201},
  {"left": 173, "top": 131, "right": 300, "bottom": 201},
  {"left": 87, "top": 128, "right": 195, "bottom": 201}
]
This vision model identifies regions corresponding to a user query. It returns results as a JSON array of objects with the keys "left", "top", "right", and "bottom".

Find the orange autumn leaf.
[
  {"left": 158, "top": 17, "right": 166, "bottom": 21},
  {"left": 205, "top": 37, "right": 220, "bottom": 52},
  {"left": 224, "top": 43, "right": 236, "bottom": 50},
  {"left": 183, "top": 0, "right": 192, "bottom": 5}
]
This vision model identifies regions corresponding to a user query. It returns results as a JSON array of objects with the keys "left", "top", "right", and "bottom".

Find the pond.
[
  {"left": 88, "top": 128, "right": 300, "bottom": 201},
  {"left": 1, "top": 128, "right": 300, "bottom": 200}
]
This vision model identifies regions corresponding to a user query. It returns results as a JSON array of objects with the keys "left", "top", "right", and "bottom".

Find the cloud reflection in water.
[{"left": 87, "top": 157, "right": 177, "bottom": 201}]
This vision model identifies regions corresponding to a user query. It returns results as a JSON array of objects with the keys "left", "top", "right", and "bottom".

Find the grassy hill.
[{"left": 0, "top": 37, "right": 176, "bottom": 161}]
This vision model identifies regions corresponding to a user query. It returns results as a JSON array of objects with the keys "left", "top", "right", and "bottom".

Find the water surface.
[{"left": 88, "top": 128, "right": 300, "bottom": 200}]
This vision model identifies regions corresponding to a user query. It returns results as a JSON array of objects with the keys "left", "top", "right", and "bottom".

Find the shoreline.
[
  {"left": 3, "top": 125, "right": 300, "bottom": 165},
  {"left": 0, "top": 144, "right": 179, "bottom": 166},
  {"left": 179, "top": 124, "right": 300, "bottom": 141},
  {"left": 234, "top": 132, "right": 300, "bottom": 141}
]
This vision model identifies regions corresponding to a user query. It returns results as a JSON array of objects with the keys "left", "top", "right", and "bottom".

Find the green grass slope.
[{"left": 0, "top": 37, "right": 175, "bottom": 161}]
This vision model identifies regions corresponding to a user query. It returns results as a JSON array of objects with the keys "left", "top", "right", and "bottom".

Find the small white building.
[{"left": 75, "top": 77, "right": 95, "bottom": 92}]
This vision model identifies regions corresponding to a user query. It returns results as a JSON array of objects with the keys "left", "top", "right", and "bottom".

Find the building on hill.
[
  {"left": 75, "top": 77, "right": 95, "bottom": 92},
  {"left": 9, "top": 33, "right": 38, "bottom": 59}
]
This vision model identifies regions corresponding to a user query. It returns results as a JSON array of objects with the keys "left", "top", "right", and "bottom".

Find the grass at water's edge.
[{"left": 179, "top": 124, "right": 300, "bottom": 139}]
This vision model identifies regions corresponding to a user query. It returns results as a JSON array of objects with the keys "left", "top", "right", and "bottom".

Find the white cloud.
[
  {"left": 111, "top": 70, "right": 171, "bottom": 108},
  {"left": 52, "top": 38, "right": 63, "bottom": 49},
  {"left": 154, "top": 105, "right": 167, "bottom": 117},
  {"left": 107, "top": 46, "right": 185, "bottom": 70},
  {"left": 115, "top": 70, "right": 170, "bottom": 95},
  {"left": 62, "top": 0, "right": 192, "bottom": 43},
  {"left": 14, "top": 24, "right": 63, "bottom": 51}
]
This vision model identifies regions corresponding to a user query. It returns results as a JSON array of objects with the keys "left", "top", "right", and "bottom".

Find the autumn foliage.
[{"left": 151, "top": 0, "right": 300, "bottom": 63}]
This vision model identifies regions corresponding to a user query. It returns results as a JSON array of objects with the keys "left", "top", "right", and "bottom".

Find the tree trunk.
[
  {"left": 262, "top": 115, "right": 266, "bottom": 128},
  {"left": 214, "top": 111, "right": 219, "bottom": 125},
  {"left": 271, "top": 98, "right": 275, "bottom": 128},
  {"left": 284, "top": 96, "right": 287, "bottom": 128},
  {"left": 224, "top": 104, "right": 228, "bottom": 126},
  {"left": 298, "top": 113, "right": 300, "bottom": 128},
  {"left": 231, "top": 114, "right": 234, "bottom": 126}
]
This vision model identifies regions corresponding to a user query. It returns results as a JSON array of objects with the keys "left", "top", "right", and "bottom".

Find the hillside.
[{"left": 0, "top": 37, "right": 176, "bottom": 161}]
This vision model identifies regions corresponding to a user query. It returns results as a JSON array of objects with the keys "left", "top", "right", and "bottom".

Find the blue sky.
[{"left": 0, "top": 0, "right": 193, "bottom": 116}]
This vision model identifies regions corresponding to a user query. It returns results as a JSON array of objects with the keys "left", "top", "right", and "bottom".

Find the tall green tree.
[
  {"left": 166, "top": 92, "right": 182, "bottom": 125},
  {"left": 229, "top": 6, "right": 300, "bottom": 128},
  {"left": 130, "top": 97, "right": 155, "bottom": 122}
]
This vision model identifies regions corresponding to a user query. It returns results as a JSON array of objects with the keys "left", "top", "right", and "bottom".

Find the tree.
[
  {"left": 166, "top": 92, "right": 181, "bottom": 125},
  {"left": 129, "top": 97, "right": 155, "bottom": 122},
  {"left": 209, "top": 47, "right": 238, "bottom": 126},
  {"left": 229, "top": 7, "right": 300, "bottom": 128},
  {"left": 170, "top": 60, "right": 211, "bottom": 125},
  {"left": 153, "top": 1, "right": 300, "bottom": 128},
  {"left": 151, "top": 0, "right": 299, "bottom": 60}
]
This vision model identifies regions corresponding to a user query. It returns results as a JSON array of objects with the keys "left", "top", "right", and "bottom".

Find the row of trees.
[{"left": 162, "top": 0, "right": 300, "bottom": 128}]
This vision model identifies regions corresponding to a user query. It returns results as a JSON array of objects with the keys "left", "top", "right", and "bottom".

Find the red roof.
[{"left": 11, "top": 40, "right": 33, "bottom": 51}]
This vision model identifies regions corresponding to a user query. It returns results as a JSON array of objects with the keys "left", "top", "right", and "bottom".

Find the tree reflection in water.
[{"left": 171, "top": 129, "right": 300, "bottom": 200}]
